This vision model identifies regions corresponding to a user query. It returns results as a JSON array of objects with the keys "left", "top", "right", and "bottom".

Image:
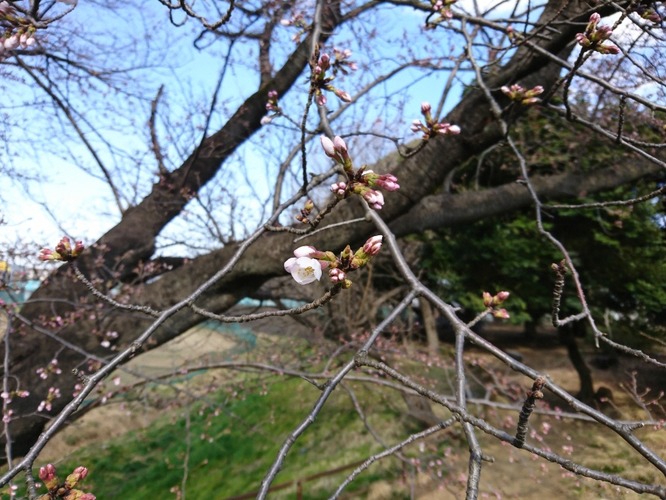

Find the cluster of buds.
[
  {"left": 634, "top": 4, "right": 662, "bottom": 24},
  {"left": 1, "top": 29, "right": 36, "bottom": 51},
  {"left": 265, "top": 90, "right": 279, "bottom": 112},
  {"left": 295, "top": 199, "right": 315, "bottom": 224},
  {"left": 506, "top": 25, "right": 519, "bottom": 44},
  {"left": 36, "top": 358, "right": 63, "bottom": 380},
  {"left": 39, "top": 237, "right": 85, "bottom": 262},
  {"left": 482, "top": 290, "right": 510, "bottom": 319},
  {"left": 0, "top": 2, "right": 37, "bottom": 57},
  {"left": 311, "top": 52, "right": 352, "bottom": 107},
  {"left": 1, "top": 389, "right": 29, "bottom": 423},
  {"left": 428, "top": 0, "right": 457, "bottom": 24},
  {"left": 322, "top": 135, "right": 399, "bottom": 211},
  {"left": 280, "top": 12, "right": 308, "bottom": 42},
  {"left": 331, "top": 48, "right": 358, "bottom": 75},
  {"left": 411, "top": 102, "right": 461, "bottom": 140},
  {"left": 575, "top": 13, "right": 620, "bottom": 55},
  {"left": 99, "top": 329, "right": 119, "bottom": 349},
  {"left": 261, "top": 89, "right": 280, "bottom": 125},
  {"left": 38, "top": 464, "right": 96, "bottom": 500},
  {"left": 1, "top": 389, "right": 29, "bottom": 404},
  {"left": 500, "top": 84, "right": 544, "bottom": 105},
  {"left": 37, "top": 386, "right": 61, "bottom": 413},
  {"left": 283, "top": 235, "right": 383, "bottom": 288}
]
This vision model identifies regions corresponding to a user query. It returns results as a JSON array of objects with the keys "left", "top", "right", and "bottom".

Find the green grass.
[{"left": 29, "top": 377, "right": 402, "bottom": 499}]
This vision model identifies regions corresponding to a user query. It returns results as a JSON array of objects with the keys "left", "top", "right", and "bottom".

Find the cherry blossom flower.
[{"left": 284, "top": 256, "right": 322, "bottom": 285}]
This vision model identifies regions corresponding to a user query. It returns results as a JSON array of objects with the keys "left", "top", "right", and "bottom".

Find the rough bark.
[
  {"left": 2, "top": 0, "right": 656, "bottom": 457},
  {"left": 559, "top": 322, "right": 595, "bottom": 404},
  {"left": 420, "top": 298, "right": 439, "bottom": 357}
]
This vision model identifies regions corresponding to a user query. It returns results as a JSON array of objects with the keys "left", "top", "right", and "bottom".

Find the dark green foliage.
[{"left": 422, "top": 107, "right": 666, "bottom": 346}]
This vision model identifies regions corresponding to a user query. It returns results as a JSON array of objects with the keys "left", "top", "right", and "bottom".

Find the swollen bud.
[
  {"left": 39, "top": 463, "right": 59, "bottom": 489},
  {"left": 65, "top": 466, "right": 89, "bottom": 488},
  {"left": 362, "top": 235, "right": 383, "bottom": 256}
]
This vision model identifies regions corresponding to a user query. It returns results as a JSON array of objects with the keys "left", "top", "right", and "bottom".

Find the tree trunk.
[
  {"left": 1, "top": 0, "right": 652, "bottom": 458},
  {"left": 420, "top": 298, "right": 440, "bottom": 357},
  {"left": 558, "top": 322, "right": 595, "bottom": 404}
]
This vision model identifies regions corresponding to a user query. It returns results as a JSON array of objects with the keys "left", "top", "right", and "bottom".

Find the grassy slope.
[
  {"left": 47, "top": 377, "right": 399, "bottom": 499},
  {"left": 5, "top": 323, "right": 666, "bottom": 499}
]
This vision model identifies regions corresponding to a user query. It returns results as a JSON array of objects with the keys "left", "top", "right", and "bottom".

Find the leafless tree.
[{"left": 1, "top": 0, "right": 666, "bottom": 497}]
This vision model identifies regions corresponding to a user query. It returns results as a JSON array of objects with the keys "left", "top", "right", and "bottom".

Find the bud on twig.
[{"left": 514, "top": 377, "right": 546, "bottom": 448}]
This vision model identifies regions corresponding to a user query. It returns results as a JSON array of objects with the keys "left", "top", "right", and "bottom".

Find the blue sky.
[{"left": 4, "top": 0, "right": 647, "bottom": 264}]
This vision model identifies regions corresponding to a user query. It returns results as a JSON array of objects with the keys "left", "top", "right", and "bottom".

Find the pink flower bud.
[
  {"left": 495, "top": 291, "right": 510, "bottom": 303},
  {"left": 482, "top": 291, "right": 493, "bottom": 307},
  {"left": 39, "top": 464, "right": 58, "bottom": 489},
  {"left": 333, "top": 88, "right": 352, "bottom": 102},
  {"left": 333, "top": 135, "right": 348, "bottom": 155},
  {"left": 0, "top": 2, "right": 15, "bottom": 15},
  {"left": 435, "top": 123, "right": 461, "bottom": 135},
  {"left": 411, "top": 119, "right": 424, "bottom": 133},
  {"left": 65, "top": 466, "right": 89, "bottom": 488},
  {"left": 526, "top": 86, "right": 544, "bottom": 97},
  {"left": 575, "top": 33, "right": 590, "bottom": 47},
  {"left": 595, "top": 25, "right": 613, "bottom": 40},
  {"left": 493, "top": 308, "right": 510, "bottom": 319},
  {"left": 589, "top": 12, "right": 601, "bottom": 25},
  {"left": 321, "top": 136, "right": 336, "bottom": 158},
  {"left": 55, "top": 236, "right": 72, "bottom": 255},
  {"left": 293, "top": 245, "right": 317, "bottom": 258},
  {"left": 39, "top": 248, "right": 57, "bottom": 261},
  {"left": 4, "top": 35, "right": 19, "bottom": 50},
  {"left": 598, "top": 43, "right": 620, "bottom": 55},
  {"left": 329, "top": 268, "right": 346, "bottom": 284},
  {"left": 363, "top": 189, "right": 384, "bottom": 210},
  {"left": 73, "top": 240, "right": 85, "bottom": 256},
  {"left": 330, "top": 182, "right": 347, "bottom": 197},
  {"left": 376, "top": 174, "right": 400, "bottom": 191},
  {"left": 420, "top": 102, "right": 432, "bottom": 114},
  {"left": 362, "top": 235, "right": 383, "bottom": 256}
]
